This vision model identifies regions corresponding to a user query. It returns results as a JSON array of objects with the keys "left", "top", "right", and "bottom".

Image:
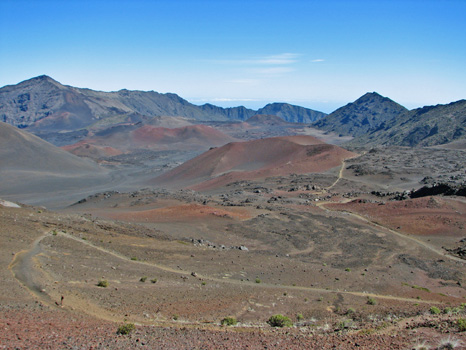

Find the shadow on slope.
[{"left": 0, "top": 122, "right": 110, "bottom": 206}]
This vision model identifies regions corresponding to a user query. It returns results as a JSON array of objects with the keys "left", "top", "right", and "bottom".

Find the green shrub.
[
  {"left": 255, "top": 278, "right": 261, "bottom": 284},
  {"left": 337, "top": 319, "right": 354, "bottom": 330},
  {"left": 221, "top": 317, "right": 237, "bottom": 326},
  {"left": 457, "top": 318, "right": 466, "bottom": 332},
  {"left": 296, "top": 313, "right": 304, "bottom": 321},
  {"left": 97, "top": 280, "right": 108, "bottom": 288},
  {"left": 429, "top": 306, "right": 441, "bottom": 315},
  {"left": 140, "top": 276, "right": 147, "bottom": 282},
  {"left": 116, "top": 323, "right": 135, "bottom": 335},
  {"left": 345, "top": 268, "right": 351, "bottom": 272},
  {"left": 367, "top": 297, "right": 377, "bottom": 305},
  {"left": 150, "top": 278, "right": 158, "bottom": 284},
  {"left": 267, "top": 314, "right": 292, "bottom": 327}
]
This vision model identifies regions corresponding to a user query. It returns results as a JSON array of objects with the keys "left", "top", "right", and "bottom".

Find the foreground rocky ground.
[{"left": 1, "top": 145, "right": 466, "bottom": 349}]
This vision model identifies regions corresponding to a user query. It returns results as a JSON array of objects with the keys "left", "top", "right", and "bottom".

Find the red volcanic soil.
[
  {"left": 106, "top": 203, "right": 251, "bottom": 223},
  {"left": 62, "top": 124, "right": 236, "bottom": 154},
  {"left": 326, "top": 196, "right": 466, "bottom": 237},
  {"left": 61, "top": 141, "right": 123, "bottom": 158},
  {"left": 131, "top": 124, "right": 236, "bottom": 148},
  {"left": 154, "top": 135, "right": 356, "bottom": 190}
]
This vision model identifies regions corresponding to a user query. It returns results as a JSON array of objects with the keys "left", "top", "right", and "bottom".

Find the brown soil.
[
  {"left": 326, "top": 196, "right": 466, "bottom": 237},
  {"left": 155, "top": 135, "right": 356, "bottom": 190},
  {"left": 2, "top": 134, "right": 466, "bottom": 349}
]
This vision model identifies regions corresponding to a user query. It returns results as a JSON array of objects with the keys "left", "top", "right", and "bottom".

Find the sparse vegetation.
[
  {"left": 457, "top": 318, "right": 466, "bottom": 332},
  {"left": 116, "top": 323, "right": 135, "bottom": 335},
  {"left": 130, "top": 257, "right": 138, "bottom": 261},
  {"left": 411, "top": 340, "right": 430, "bottom": 350},
  {"left": 296, "top": 313, "right": 304, "bottom": 321},
  {"left": 337, "top": 319, "right": 355, "bottom": 330},
  {"left": 255, "top": 278, "right": 261, "bottom": 284},
  {"left": 429, "top": 306, "right": 441, "bottom": 315},
  {"left": 437, "top": 336, "right": 462, "bottom": 349},
  {"left": 367, "top": 297, "right": 377, "bottom": 305},
  {"left": 413, "top": 284, "right": 430, "bottom": 292},
  {"left": 267, "top": 314, "right": 292, "bottom": 327},
  {"left": 221, "top": 317, "right": 237, "bottom": 326},
  {"left": 150, "top": 278, "right": 157, "bottom": 283},
  {"left": 345, "top": 268, "right": 351, "bottom": 272},
  {"left": 140, "top": 276, "right": 147, "bottom": 282},
  {"left": 97, "top": 280, "right": 108, "bottom": 288}
]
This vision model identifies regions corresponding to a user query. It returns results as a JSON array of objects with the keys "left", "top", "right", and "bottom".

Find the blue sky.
[{"left": 1, "top": 0, "right": 465, "bottom": 113}]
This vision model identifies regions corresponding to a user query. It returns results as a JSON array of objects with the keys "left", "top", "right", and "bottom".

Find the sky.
[{"left": 1, "top": 0, "right": 465, "bottom": 113}]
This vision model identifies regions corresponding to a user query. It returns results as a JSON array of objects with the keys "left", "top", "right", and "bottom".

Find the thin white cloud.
[
  {"left": 207, "top": 53, "right": 300, "bottom": 66},
  {"left": 254, "top": 67, "right": 295, "bottom": 75},
  {"left": 226, "top": 78, "right": 261, "bottom": 85},
  {"left": 256, "top": 53, "right": 300, "bottom": 65},
  {"left": 311, "top": 59, "right": 325, "bottom": 62}
]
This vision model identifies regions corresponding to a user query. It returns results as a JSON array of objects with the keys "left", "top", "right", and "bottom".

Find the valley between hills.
[{"left": 1, "top": 76, "right": 466, "bottom": 349}]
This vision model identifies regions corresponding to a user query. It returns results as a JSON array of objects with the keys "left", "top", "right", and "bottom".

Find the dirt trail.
[
  {"left": 327, "top": 159, "right": 347, "bottom": 190},
  {"left": 317, "top": 202, "right": 466, "bottom": 265},
  {"left": 326, "top": 153, "right": 362, "bottom": 191},
  {"left": 317, "top": 150, "right": 465, "bottom": 265},
  {"left": 8, "top": 233, "right": 55, "bottom": 307},
  {"left": 9, "top": 228, "right": 443, "bottom": 325}
]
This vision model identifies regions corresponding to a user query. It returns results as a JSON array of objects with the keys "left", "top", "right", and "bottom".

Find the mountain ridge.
[
  {"left": 0, "top": 75, "right": 326, "bottom": 132},
  {"left": 312, "top": 92, "right": 408, "bottom": 137},
  {"left": 348, "top": 99, "right": 466, "bottom": 147}
]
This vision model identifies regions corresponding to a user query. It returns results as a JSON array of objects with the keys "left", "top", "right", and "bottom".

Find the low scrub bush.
[
  {"left": 221, "top": 317, "right": 237, "bottom": 326},
  {"left": 267, "top": 314, "right": 292, "bottom": 327},
  {"left": 97, "top": 280, "right": 108, "bottom": 288},
  {"left": 457, "top": 318, "right": 466, "bottom": 332},
  {"left": 116, "top": 323, "right": 135, "bottom": 335}
]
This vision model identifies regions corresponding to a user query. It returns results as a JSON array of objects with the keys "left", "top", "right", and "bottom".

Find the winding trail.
[
  {"left": 316, "top": 153, "right": 465, "bottom": 265},
  {"left": 8, "top": 233, "right": 56, "bottom": 307},
  {"left": 10, "top": 228, "right": 445, "bottom": 322},
  {"left": 327, "top": 158, "right": 347, "bottom": 190}
]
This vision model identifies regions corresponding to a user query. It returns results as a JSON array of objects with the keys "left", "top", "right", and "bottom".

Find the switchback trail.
[{"left": 10, "top": 228, "right": 444, "bottom": 324}]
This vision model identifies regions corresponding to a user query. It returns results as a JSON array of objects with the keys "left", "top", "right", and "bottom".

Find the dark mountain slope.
[
  {"left": 313, "top": 92, "right": 408, "bottom": 137},
  {"left": 257, "top": 103, "right": 326, "bottom": 123},
  {"left": 349, "top": 100, "right": 466, "bottom": 147},
  {"left": 0, "top": 76, "right": 326, "bottom": 134},
  {"left": 246, "top": 114, "right": 290, "bottom": 125}
]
